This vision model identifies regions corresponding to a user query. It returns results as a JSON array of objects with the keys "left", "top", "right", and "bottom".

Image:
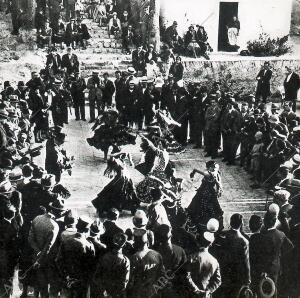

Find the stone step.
[{"left": 91, "top": 47, "right": 124, "bottom": 54}]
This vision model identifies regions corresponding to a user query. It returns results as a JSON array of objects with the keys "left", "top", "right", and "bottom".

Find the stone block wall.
[{"left": 176, "top": 59, "right": 300, "bottom": 95}]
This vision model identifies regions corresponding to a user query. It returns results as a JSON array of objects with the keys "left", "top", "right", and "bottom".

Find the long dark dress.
[
  {"left": 187, "top": 171, "right": 223, "bottom": 227},
  {"left": 92, "top": 172, "right": 140, "bottom": 215}
]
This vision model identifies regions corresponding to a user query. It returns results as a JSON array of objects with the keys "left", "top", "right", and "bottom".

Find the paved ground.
[{"left": 37, "top": 111, "right": 268, "bottom": 232}]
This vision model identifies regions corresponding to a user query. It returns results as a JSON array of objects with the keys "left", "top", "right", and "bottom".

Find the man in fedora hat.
[
  {"left": 76, "top": 18, "right": 90, "bottom": 49},
  {"left": 70, "top": 71, "right": 87, "bottom": 121},
  {"left": 164, "top": 21, "right": 182, "bottom": 53},
  {"left": 256, "top": 61, "right": 273, "bottom": 104},
  {"left": 14, "top": 81, "right": 26, "bottom": 101},
  {"left": 45, "top": 132, "right": 66, "bottom": 183},
  {"left": 87, "top": 70, "right": 103, "bottom": 122},
  {"left": 101, "top": 208, "right": 123, "bottom": 250},
  {"left": 50, "top": 78, "right": 72, "bottom": 128},
  {"left": 46, "top": 46, "right": 62, "bottom": 76},
  {"left": 283, "top": 66, "right": 300, "bottom": 112},
  {"left": 94, "top": 232, "right": 130, "bottom": 297},
  {"left": 56, "top": 215, "right": 95, "bottom": 298},
  {"left": 28, "top": 198, "right": 66, "bottom": 298}
]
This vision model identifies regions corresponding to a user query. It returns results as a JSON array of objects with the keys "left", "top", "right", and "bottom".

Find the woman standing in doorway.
[{"left": 226, "top": 15, "right": 240, "bottom": 51}]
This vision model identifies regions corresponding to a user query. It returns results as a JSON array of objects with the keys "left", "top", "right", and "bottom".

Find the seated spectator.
[
  {"left": 65, "top": 18, "right": 78, "bottom": 48},
  {"left": 122, "top": 24, "right": 135, "bottom": 54},
  {"left": 52, "top": 16, "right": 65, "bottom": 49},
  {"left": 184, "top": 25, "right": 197, "bottom": 52},
  {"left": 108, "top": 12, "right": 121, "bottom": 37},
  {"left": 145, "top": 44, "right": 158, "bottom": 64},
  {"left": 87, "top": 0, "right": 98, "bottom": 19},
  {"left": 94, "top": 0, "right": 107, "bottom": 26},
  {"left": 164, "top": 21, "right": 183, "bottom": 53},
  {"left": 37, "top": 20, "right": 52, "bottom": 49},
  {"left": 106, "top": 0, "right": 115, "bottom": 19},
  {"left": 75, "top": 0, "right": 84, "bottom": 18},
  {"left": 146, "top": 60, "right": 160, "bottom": 79},
  {"left": 196, "top": 24, "right": 211, "bottom": 60},
  {"left": 76, "top": 18, "right": 91, "bottom": 49}
]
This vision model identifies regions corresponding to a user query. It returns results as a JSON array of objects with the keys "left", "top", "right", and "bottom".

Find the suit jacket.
[
  {"left": 65, "top": 22, "right": 77, "bottom": 43},
  {"left": 145, "top": 51, "right": 158, "bottom": 64},
  {"left": 87, "top": 76, "right": 103, "bottom": 100},
  {"left": 196, "top": 26, "right": 208, "bottom": 43},
  {"left": 221, "top": 229, "right": 251, "bottom": 288},
  {"left": 77, "top": 23, "right": 90, "bottom": 40},
  {"left": 46, "top": 53, "right": 62, "bottom": 74},
  {"left": 252, "top": 228, "right": 294, "bottom": 283},
  {"left": 188, "top": 248, "right": 221, "bottom": 294},
  {"left": 132, "top": 49, "right": 146, "bottom": 71},
  {"left": 284, "top": 72, "right": 300, "bottom": 101},
  {"left": 61, "top": 53, "right": 79, "bottom": 75},
  {"left": 101, "top": 220, "right": 123, "bottom": 250},
  {"left": 102, "top": 79, "right": 116, "bottom": 101},
  {"left": 169, "top": 62, "right": 184, "bottom": 82},
  {"left": 256, "top": 69, "right": 272, "bottom": 97}
]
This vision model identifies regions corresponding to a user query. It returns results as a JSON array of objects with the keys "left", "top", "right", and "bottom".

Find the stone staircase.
[{"left": 79, "top": 19, "right": 132, "bottom": 78}]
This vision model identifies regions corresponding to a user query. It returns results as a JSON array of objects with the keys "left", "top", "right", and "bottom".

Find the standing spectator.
[
  {"left": 48, "top": 0, "right": 62, "bottom": 30},
  {"left": 143, "top": 80, "right": 160, "bottom": 126},
  {"left": 101, "top": 72, "right": 115, "bottom": 108},
  {"left": 226, "top": 16, "right": 240, "bottom": 50},
  {"left": 114, "top": 70, "right": 125, "bottom": 111},
  {"left": 95, "top": 0, "right": 107, "bottom": 25},
  {"left": 169, "top": 56, "right": 184, "bottom": 83},
  {"left": 65, "top": 0, "right": 76, "bottom": 21},
  {"left": 204, "top": 97, "right": 221, "bottom": 159},
  {"left": 190, "top": 84, "right": 208, "bottom": 148},
  {"left": 221, "top": 100, "right": 242, "bottom": 165},
  {"left": 283, "top": 66, "right": 300, "bottom": 111},
  {"left": 94, "top": 232, "right": 130, "bottom": 297},
  {"left": 132, "top": 45, "right": 146, "bottom": 75},
  {"left": 28, "top": 199, "right": 65, "bottom": 298},
  {"left": 0, "top": 205, "right": 20, "bottom": 298},
  {"left": 71, "top": 72, "right": 86, "bottom": 121},
  {"left": 61, "top": 47, "right": 80, "bottom": 76},
  {"left": 187, "top": 232, "right": 222, "bottom": 296},
  {"left": 174, "top": 87, "right": 189, "bottom": 146},
  {"left": 256, "top": 62, "right": 273, "bottom": 104},
  {"left": 87, "top": 71, "right": 103, "bottom": 122},
  {"left": 122, "top": 81, "right": 141, "bottom": 128},
  {"left": 128, "top": 229, "right": 165, "bottom": 298},
  {"left": 122, "top": 25, "right": 135, "bottom": 54},
  {"left": 65, "top": 18, "right": 78, "bottom": 48},
  {"left": 56, "top": 216, "right": 95, "bottom": 297},
  {"left": 46, "top": 47, "right": 62, "bottom": 76},
  {"left": 34, "top": 7, "right": 46, "bottom": 32},
  {"left": 220, "top": 214, "right": 251, "bottom": 298}
]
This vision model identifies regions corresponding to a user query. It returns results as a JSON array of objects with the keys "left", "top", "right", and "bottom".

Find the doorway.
[{"left": 218, "top": 2, "right": 239, "bottom": 51}]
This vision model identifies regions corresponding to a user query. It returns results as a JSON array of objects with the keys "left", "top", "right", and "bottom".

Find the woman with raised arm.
[{"left": 187, "top": 160, "right": 224, "bottom": 229}]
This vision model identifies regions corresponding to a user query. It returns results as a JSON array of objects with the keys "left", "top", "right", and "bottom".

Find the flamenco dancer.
[
  {"left": 147, "top": 109, "right": 185, "bottom": 154},
  {"left": 92, "top": 152, "right": 140, "bottom": 216},
  {"left": 187, "top": 160, "right": 224, "bottom": 231},
  {"left": 87, "top": 109, "right": 136, "bottom": 160}
]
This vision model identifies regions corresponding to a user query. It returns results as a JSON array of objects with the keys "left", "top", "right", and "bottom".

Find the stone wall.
[{"left": 176, "top": 59, "right": 300, "bottom": 96}]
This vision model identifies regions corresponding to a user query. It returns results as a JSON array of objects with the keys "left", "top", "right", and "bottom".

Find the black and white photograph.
[{"left": 0, "top": 0, "right": 300, "bottom": 297}]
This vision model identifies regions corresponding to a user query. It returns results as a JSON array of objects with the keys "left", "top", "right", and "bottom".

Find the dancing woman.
[
  {"left": 92, "top": 152, "right": 140, "bottom": 216},
  {"left": 187, "top": 160, "right": 223, "bottom": 229},
  {"left": 87, "top": 109, "right": 136, "bottom": 160}
]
